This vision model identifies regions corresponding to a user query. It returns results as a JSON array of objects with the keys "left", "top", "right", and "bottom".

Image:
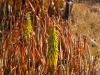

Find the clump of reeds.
[{"left": 0, "top": 0, "right": 98, "bottom": 75}]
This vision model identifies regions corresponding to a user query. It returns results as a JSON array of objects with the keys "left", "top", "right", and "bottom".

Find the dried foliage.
[{"left": 0, "top": 0, "right": 98, "bottom": 75}]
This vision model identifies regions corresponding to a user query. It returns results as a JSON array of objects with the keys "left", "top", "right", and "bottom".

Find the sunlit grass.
[{"left": 0, "top": 0, "right": 99, "bottom": 75}]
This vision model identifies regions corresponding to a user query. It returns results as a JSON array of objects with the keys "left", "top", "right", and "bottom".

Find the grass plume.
[{"left": 47, "top": 22, "right": 58, "bottom": 75}]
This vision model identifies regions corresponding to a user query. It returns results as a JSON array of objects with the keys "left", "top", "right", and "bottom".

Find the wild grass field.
[
  {"left": 0, "top": 0, "right": 100, "bottom": 75},
  {"left": 70, "top": 2, "right": 100, "bottom": 74}
]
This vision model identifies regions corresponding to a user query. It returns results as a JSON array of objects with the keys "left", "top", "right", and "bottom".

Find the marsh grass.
[{"left": 0, "top": 0, "right": 99, "bottom": 75}]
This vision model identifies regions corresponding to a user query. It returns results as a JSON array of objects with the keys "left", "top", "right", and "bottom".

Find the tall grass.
[{"left": 0, "top": 0, "right": 98, "bottom": 75}]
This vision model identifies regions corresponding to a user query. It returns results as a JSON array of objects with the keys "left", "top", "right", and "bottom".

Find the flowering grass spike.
[
  {"left": 25, "top": 13, "right": 32, "bottom": 43},
  {"left": 47, "top": 22, "right": 58, "bottom": 75}
]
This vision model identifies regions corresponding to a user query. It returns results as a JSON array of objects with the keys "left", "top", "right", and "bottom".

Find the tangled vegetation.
[{"left": 0, "top": 0, "right": 99, "bottom": 75}]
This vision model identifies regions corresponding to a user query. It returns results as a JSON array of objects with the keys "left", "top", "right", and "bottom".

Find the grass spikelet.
[
  {"left": 25, "top": 13, "right": 32, "bottom": 75},
  {"left": 25, "top": 12, "right": 32, "bottom": 43},
  {"left": 47, "top": 22, "right": 58, "bottom": 75}
]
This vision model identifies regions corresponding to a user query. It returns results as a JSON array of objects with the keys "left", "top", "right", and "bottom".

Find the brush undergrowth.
[{"left": 0, "top": 0, "right": 98, "bottom": 75}]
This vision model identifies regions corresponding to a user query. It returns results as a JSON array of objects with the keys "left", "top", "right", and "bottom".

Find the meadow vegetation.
[{"left": 0, "top": 0, "right": 100, "bottom": 75}]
